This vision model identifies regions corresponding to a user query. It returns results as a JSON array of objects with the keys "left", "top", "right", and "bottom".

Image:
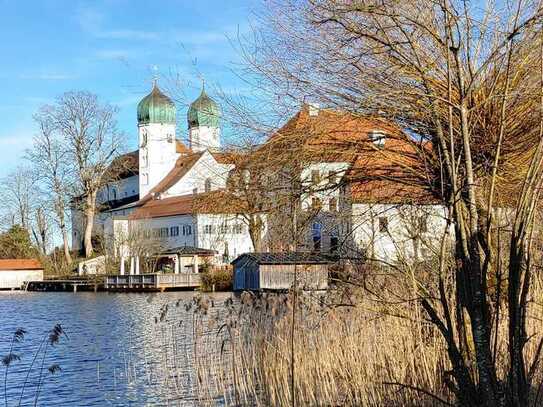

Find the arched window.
[
  {"left": 204, "top": 178, "right": 212, "bottom": 193},
  {"left": 312, "top": 222, "right": 322, "bottom": 252}
]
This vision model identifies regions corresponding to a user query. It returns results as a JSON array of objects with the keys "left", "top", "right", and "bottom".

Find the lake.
[{"left": 0, "top": 291, "right": 235, "bottom": 406}]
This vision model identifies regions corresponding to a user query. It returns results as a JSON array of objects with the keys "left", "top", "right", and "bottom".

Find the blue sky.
[{"left": 0, "top": 0, "right": 254, "bottom": 178}]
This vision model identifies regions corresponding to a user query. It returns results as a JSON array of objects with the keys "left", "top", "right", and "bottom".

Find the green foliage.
[
  {"left": 0, "top": 225, "right": 38, "bottom": 259},
  {"left": 200, "top": 268, "right": 233, "bottom": 292}
]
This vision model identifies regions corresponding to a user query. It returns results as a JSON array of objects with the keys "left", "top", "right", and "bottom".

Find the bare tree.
[
  {"left": 27, "top": 108, "right": 74, "bottom": 263},
  {"left": 42, "top": 91, "right": 125, "bottom": 258},
  {"left": 230, "top": 1, "right": 543, "bottom": 406}
]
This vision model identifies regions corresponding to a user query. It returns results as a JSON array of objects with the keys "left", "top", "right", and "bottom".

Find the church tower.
[
  {"left": 187, "top": 86, "right": 221, "bottom": 152},
  {"left": 137, "top": 82, "right": 178, "bottom": 198}
]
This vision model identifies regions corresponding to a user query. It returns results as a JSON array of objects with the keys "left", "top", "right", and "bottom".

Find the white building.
[{"left": 71, "top": 83, "right": 446, "bottom": 274}]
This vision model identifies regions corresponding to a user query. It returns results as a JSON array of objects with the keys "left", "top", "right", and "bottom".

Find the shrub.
[{"left": 200, "top": 267, "right": 233, "bottom": 292}]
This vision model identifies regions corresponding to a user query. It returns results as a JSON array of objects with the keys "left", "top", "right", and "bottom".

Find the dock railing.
[{"left": 105, "top": 273, "right": 201, "bottom": 290}]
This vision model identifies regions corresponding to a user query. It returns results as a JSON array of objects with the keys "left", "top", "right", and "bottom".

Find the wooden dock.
[
  {"left": 25, "top": 279, "right": 102, "bottom": 292},
  {"left": 104, "top": 273, "right": 201, "bottom": 291}
]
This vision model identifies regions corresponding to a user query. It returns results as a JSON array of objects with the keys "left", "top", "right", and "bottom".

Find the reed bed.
[
  {"left": 131, "top": 272, "right": 543, "bottom": 406},
  {"left": 190, "top": 275, "right": 543, "bottom": 406}
]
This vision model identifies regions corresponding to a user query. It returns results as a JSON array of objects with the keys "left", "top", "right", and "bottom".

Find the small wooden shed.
[
  {"left": 0, "top": 259, "right": 44, "bottom": 290},
  {"left": 232, "top": 252, "right": 332, "bottom": 291}
]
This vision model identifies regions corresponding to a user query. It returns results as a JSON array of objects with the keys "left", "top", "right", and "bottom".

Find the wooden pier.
[
  {"left": 24, "top": 279, "right": 102, "bottom": 292},
  {"left": 104, "top": 273, "right": 201, "bottom": 291}
]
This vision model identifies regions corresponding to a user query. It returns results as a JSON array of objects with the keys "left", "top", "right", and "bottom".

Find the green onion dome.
[
  {"left": 187, "top": 88, "right": 221, "bottom": 128},
  {"left": 137, "top": 83, "right": 176, "bottom": 125}
]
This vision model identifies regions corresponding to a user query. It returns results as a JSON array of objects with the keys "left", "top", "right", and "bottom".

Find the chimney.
[{"left": 308, "top": 102, "right": 320, "bottom": 117}]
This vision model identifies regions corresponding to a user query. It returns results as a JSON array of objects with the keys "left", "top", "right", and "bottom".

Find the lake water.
[{"left": 0, "top": 291, "right": 234, "bottom": 406}]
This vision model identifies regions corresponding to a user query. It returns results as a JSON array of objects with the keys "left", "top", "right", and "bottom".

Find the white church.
[{"left": 71, "top": 82, "right": 448, "bottom": 275}]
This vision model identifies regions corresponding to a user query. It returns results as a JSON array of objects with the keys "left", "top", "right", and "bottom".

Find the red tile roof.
[
  {"left": 0, "top": 259, "right": 43, "bottom": 270},
  {"left": 129, "top": 190, "right": 246, "bottom": 220}
]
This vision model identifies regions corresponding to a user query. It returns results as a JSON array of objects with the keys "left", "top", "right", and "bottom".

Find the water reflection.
[{"left": 0, "top": 291, "right": 234, "bottom": 406}]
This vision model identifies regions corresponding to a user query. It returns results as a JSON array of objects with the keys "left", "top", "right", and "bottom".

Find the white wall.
[
  {"left": 138, "top": 123, "right": 178, "bottom": 197},
  {"left": 300, "top": 162, "right": 349, "bottom": 210},
  {"left": 189, "top": 125, "right": 221, "bottom": 152},
  {"left": 196, "top": 213, "right": 256, "bottom": 262},
  {"left": 0, "top": 269, "right": 43, "bottom": 289},
  {"left": 350, "top": 203, "right": 447, "bottom": 263},
  {"left": 165, "top": 151, "right": 233, "bottom": 197},
  {"left": 97, "top": 175, "right": 139, "bottom": 204}
]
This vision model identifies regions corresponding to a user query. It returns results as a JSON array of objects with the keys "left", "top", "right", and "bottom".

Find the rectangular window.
[
  {"left": 379, "top": 217, "right": 389, "bottom": 233},
  {"left": 152, "top": 228, "right": 160, "bottom": 238},
  {"left": 170, "top": 226, "right": 179, "bottom": 237},
  {"left": 182, "top": 225, "right": 192, "bottom": 236},
  {"left": 204, "top": 225, "right": 214, "bottom": 234},
  {"left": 219, "top": 222, "right": 228, "bottom": 234},
  {"left": 311, "top": 170, "right": 320, "bottom": 185},
  {"left": 328, "top": 171, "right": 337, "bottom": 185},
  {"left": 313, "top": 236, "right": 321, "bottom": 252},
  {"left": 330, "top": 236, "right": 339, "bottom": 253},
  {"left": 232, "top": 224, "right": 244, "bottom": 234},
  {"left": 419, "top": 216, "right": 428, "bottom": 233},
  {"left": 160, "top": 228, "right": 169, "bottom": 238},
  {"left": 312, "top": 197, "right": 322, "bottom": 210},
  {"left": 142, "top": 173, "right": 149, "bottom": 185},
  {"left": 329, "top": 197, "right": 338, "bottom": 212}
]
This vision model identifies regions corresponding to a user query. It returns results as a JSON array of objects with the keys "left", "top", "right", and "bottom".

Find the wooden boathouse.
[{"left": 232, "top": 252, "right": 333, "bottom": 291}]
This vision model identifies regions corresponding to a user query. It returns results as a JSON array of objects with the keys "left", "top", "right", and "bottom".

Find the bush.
[{"left": 200, "top": 267, "right": 233, "bottom": 292}]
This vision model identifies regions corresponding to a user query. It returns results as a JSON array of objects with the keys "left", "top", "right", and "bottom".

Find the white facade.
[
  {"left": 350, "top": 203, "right": 447, "bottom": 262},
  {"left": 189, "top": 125, "right": 221, "bottom": 152},
  {"left": 138, "top": 123, "right": 178, "bottom": 197},
  {"left": 0, "top": 269, "right": 43, "bottom": 289}
]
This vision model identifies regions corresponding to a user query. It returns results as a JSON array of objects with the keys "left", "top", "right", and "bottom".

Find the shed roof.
[
  {"left": 232, "top": 252, "right": 334, "bottom": 265},
  {"left": 161, "top": 246, "right": 218, "bottom": 256},
  {"left": 0, "top": 259, "right": 43, "bottom": 270}
]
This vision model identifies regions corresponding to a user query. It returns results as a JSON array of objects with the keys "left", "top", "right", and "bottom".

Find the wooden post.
[
  {"left": 120, "top": 257, "right": 125, "bottom": 275},
  {"left": 129, "top": 257, "right": 135, "bottom": 275},
  {"left": 135, "top": 256, "right": 140, "bottom": 275},
  {"left": 174, "top": 255, "right": 180, "bottom": 274},
  {"left": 193, "top": 255, "right": 199, "bottom": 273}
]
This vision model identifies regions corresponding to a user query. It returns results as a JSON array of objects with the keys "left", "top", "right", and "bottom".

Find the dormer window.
[{"left": 369, "top": 130, "right": 386, "bottom": 149}]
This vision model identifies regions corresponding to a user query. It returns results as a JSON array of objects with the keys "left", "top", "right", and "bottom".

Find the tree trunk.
[
  {"left": 83, "top": 191, "right": 97, "bottom": 258},
  {"left": 248, "top": 215, "right": 263, "bottom": 252},
  {"left": 61, "top": 224, "right": 72, "bottom": 264}
]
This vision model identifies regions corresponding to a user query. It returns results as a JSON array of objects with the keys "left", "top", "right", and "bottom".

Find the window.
[
  {"left": 312, "top": 197, "right": 322, "bottom": 210},
  {"left": 219, "top": 222, "right": 228, "bottom": 234},
  {"left": 152, "top": 228, "right": 160, "bottom": 238},
  {"left": 311, "top": 170, "right": 320, "bottom": 185},
  {"left": 193, "top": 187, "right": 198, "bottom": 195},
  {"left": 369, "top": 130, "right": 386, "bottom": 148},
  {"left": 141, "top": 151, "right": 148, "bottom": 167},
  {"left": 160, "top": 228, "right": 169, "bottom": 238},
  {"left": 204, "top": 225, "right": 214, "bottom": 234},
  {"left": 328, "top": 171, "right": 337, "bottom": 185},
  {"left": 329, "top": 197, "right": 338, "bottom": 212},
  {"left": 312, "top": 222, "right": 322, "bottom": 252},
  {"left": 111, "top": 188, "right": 117, "bottom": 200},
  {"left": 232, "top": 224, "right": 244, "bottom": 234},
  {"left": 170, "top": 226, "right": 179, "bottom": 237},
  {"left": 419, "top": 216, "right": 428, "bottom": 233},
  {"left": 330, "top": 237, "right": 339, "bottom": 253},
  {"left": 140, "top": 130, "right": 148, "bottom": 147},
  {"left": 379, "top": 217, "right": 389, "bottom": 233},
  {"left": 142, "top": 173, "right": 149, "bottom": 185},
  {"left": 182, "top": 225, "right": 192, "bottom": 236},
  {"left": 205, "top": 178, "right": 212, "bottom": 193}
]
